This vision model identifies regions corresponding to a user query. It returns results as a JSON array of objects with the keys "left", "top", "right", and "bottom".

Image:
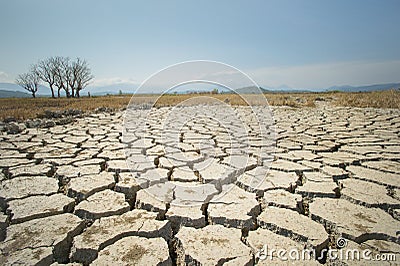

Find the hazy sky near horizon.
[{"left": 0, "top": 0, "right": 399, "bottom": 90}]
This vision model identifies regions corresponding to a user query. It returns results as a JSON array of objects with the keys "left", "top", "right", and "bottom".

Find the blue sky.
[{"left": 0, "top": 0, "right": 399, "bottom": 90}]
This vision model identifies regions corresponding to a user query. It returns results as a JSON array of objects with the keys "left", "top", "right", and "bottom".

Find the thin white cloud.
[
  {"left": 134, "top": 61, "right": 257, "bottom": 93},
  {"left": 247, "top": 60, "right": 400, "bottom": 89},
  {"left": 91, "top": 77, "right": 138, "bottom": 87}
]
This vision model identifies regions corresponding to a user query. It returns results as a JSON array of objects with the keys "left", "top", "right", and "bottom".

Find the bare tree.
[
  {"left": 59, "top": 57, "right": 72, "bottom": 98},
  {"left": 22, "top": 56, "right": 94, "bottom": 98},
  {"left": 52, "top": 56, "right": 69, "bottom": 98},
  {"left": 34, "top": 57, "right": 57, "bottom": 98},
  {"left": 70, "top": 58, "right": 94, "bottom": 97},
  {"left": 15, "top": 70, "right": 40, "bottom": 98}
]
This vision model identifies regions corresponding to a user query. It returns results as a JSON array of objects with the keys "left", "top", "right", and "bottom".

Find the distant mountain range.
[
  {"left": 235, "top": 86, "right": 312, "bottom": 93},
  {"left": 325, "top": 83, "right": 400, "bottom": 92},
  {"left": 85, "top": 83, "right": 137, "bottom": 96},
  {"left": 0, "top": 89, "right": 31, "bottom": 98},
  {"left": 0, "top": 83, "right": 51, "bottom": 95},
  {"left": 0, "top": 82, "right": 136, "bottom": 97},
  {"left": 0, "top": 82, "right": 399, "bottom": 98},
  {"left": 243, "top": 83, "right": 400, "bottom": 93}
]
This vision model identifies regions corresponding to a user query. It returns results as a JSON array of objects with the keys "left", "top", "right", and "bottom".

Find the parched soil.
[{"left": 0, "top": 101, "right": 399, "bottom": 265}]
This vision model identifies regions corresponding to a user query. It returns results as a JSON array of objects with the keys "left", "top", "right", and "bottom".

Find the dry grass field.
[{"left": 0, "top": 90, "right": 399, "bottom": 120}]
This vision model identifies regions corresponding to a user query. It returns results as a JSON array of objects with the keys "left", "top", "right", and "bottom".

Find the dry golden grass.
[
  {"left": 331, "top": 89, "right": 400, "bottom": 108},
  {"left": 0, "top": 96, "right": 131, "bottom": 120},
  {"left": 265, "top": 93, "right": 317, "bottom": 107},
  {"left": 0, "top": 90, "right": 399, "bottom": 121},
  {"left": 144, "top": 93, "right": 317, "bottom": 107}
]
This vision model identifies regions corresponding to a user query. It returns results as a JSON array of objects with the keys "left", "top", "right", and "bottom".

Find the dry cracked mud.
[{"left": 1, "top": 104, "right": 400, "bottom": 265}]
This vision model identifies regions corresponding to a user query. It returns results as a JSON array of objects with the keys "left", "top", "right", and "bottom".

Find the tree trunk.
[
  {"left": 57, "top": 88, "right": 61, "bottom": 98},
  {"left": 76, "top": 90, "right": 80, "bottom": 98},
  {"left": 71, "top": 88, "right": 75, "bottom": 98},
  {"left": 50, "top": 85, "right": 55, "bottom": 98},
  {"left": 32, "top": 92, "right": 36, "bottom": 98}
]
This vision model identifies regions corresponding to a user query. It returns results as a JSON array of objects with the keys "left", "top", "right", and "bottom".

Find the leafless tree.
[
  {"left": 58, "top": 57, "right": 72, "bottom": 98},
  {"left": 15, "top": 70, "right": 40, "bottom": 98},
  {"left": 24, "top": 56, "right": 94, "bottom": 98},
  {"left": 70, "top": 58, "right": 94, "bottom": 97},
  {"left": 52, "top": 56, "right": 71, "bottom": 98},
  {"left": 34, "top": 57, "right": 57, "bottom": 98}
]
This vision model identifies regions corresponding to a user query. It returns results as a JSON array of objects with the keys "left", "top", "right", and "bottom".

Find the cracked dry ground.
[{"left": 1, "top": 104, "right": 400, "bottom": 265}]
